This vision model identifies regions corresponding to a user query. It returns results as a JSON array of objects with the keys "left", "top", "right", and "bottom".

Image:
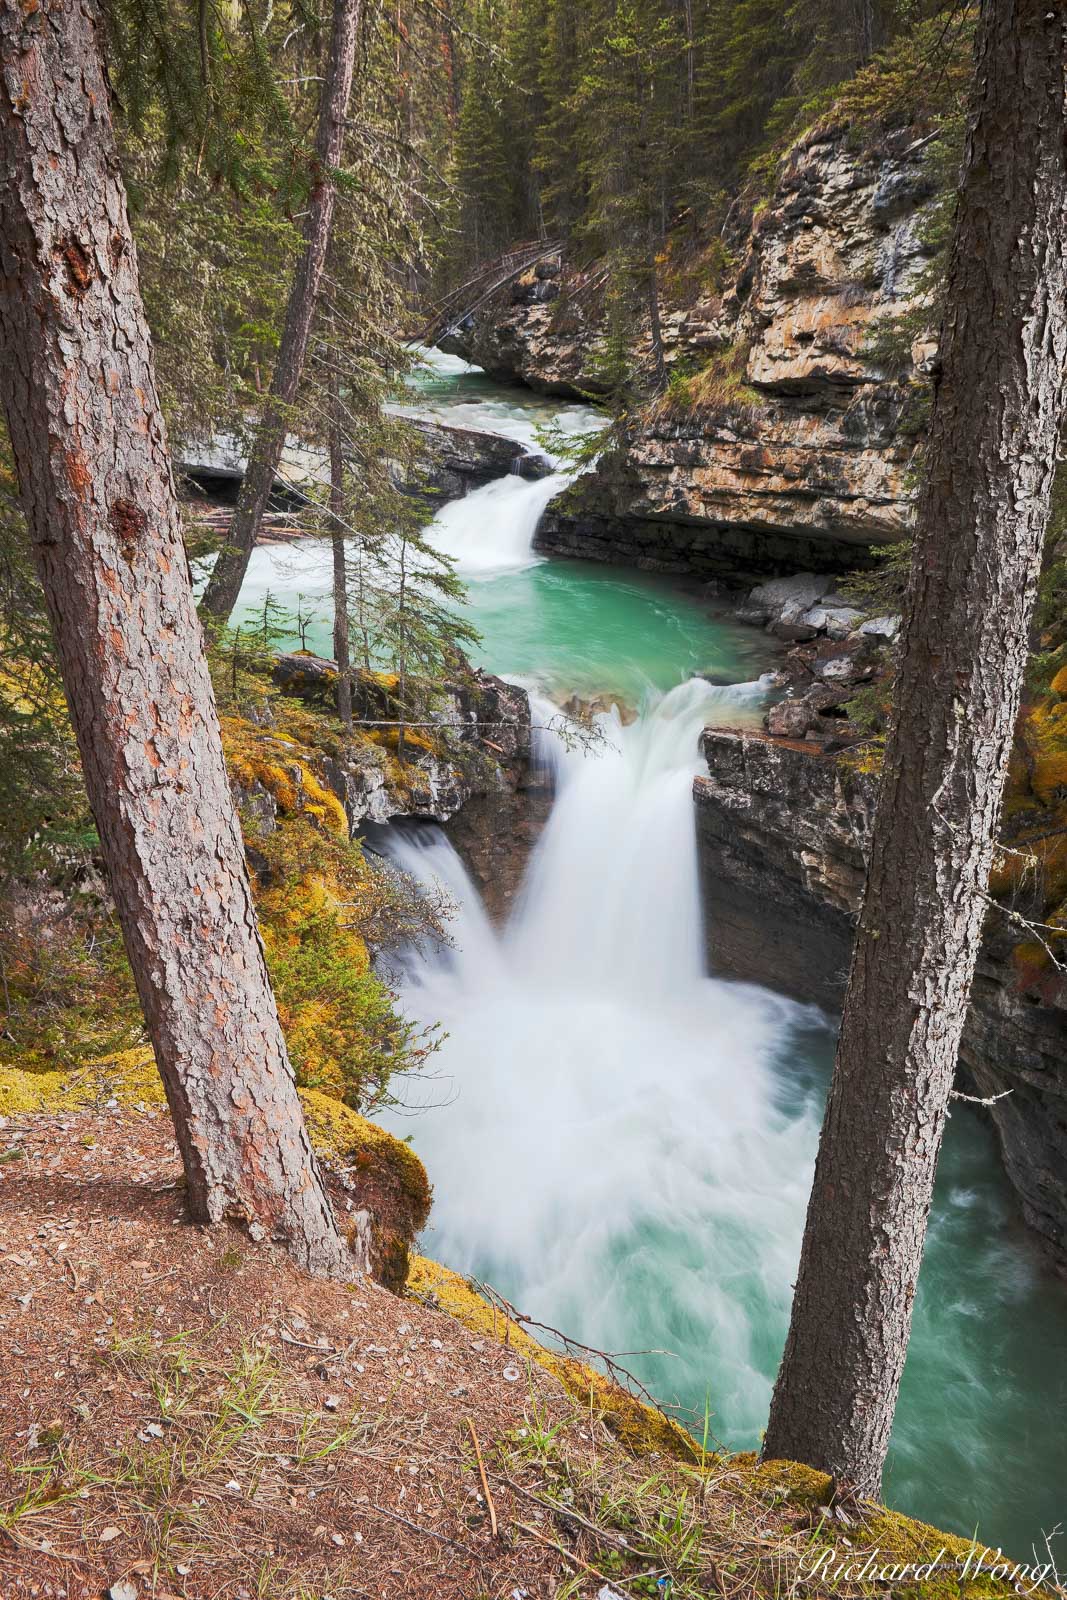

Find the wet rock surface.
[
  {"left": 727, "top": 571, "right": 898, "bottom": 745},
  {"left": 402, "top": 415, "right": 552, "bottom": 505}
]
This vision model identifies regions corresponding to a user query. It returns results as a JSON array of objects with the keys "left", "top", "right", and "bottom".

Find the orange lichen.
[
  {"left": 367, "top": 726, "right": 438, "bottom": 757},
  {"left": 221, "top": 716, "right": 347, "bottom": 833}
]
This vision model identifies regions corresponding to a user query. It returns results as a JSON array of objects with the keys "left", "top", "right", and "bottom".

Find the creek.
[{"left": 239, "top": 348, "right": 1067, "bottom": 1561}]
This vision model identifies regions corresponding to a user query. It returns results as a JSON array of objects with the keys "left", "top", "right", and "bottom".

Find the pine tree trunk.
[
  {"left": 761, "top": 0, "right": 1067, "bottom": 1497},
  {"left": 329, "top": 376, "right": 353, "bottom": 731},
  {"left": 0, "top": 0, "right": 351, "bottom": 1279},
  {"left": 199, "top": 0, "right": 363, "bottom": 622},
  {"left": 646, "top": 220, "right": 667, "bottom": 389}
]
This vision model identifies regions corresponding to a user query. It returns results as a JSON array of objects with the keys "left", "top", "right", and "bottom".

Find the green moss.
[
  {"left": 302, "top": 1089, "right": 432, "bottom": 1292},
  {"left": 408, "top": 1259, "right": 1021, "bottom": 1593},
  {"left": 407, "top": 1255, "right": 709, "bottom": 1465},
  {"left": 659, "top": 340, "right": 760, "bottom": 419},
  {"left": 0, "top": 1048, "right": 166, "bottom": 1117},
  {"left": 252, "top": 817, "right": 439, "bottom": 1113}
]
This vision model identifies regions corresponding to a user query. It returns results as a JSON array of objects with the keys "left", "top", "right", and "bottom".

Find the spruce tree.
[
  {"left": 449, "top": 3, "right": 521, "bottom": 270},
  {"left": 574, "top": 1, "right": 685, "bottom": 387},
  {"left": 198, "top": 0, "right": 365, "bottom": 623}
]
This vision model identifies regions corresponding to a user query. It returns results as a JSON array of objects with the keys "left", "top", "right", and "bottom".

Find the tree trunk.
[
  {"left": 329, "top": 374, "right": 353, "bottom": 731},
  {"left": 646, "top": 220, "right": 667, "bottom": 389},
  {"left": 0, "top": 0, "right": 351, "bottom": 1279},
  {"left": 199, "top": 0, "right": 363, "bottom": 623},
  {"left": 761, "top": 0, "right": 1067, "bottom": 1498}
]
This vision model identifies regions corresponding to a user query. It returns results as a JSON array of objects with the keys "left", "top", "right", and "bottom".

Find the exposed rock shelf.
[
  {"left": 270, "top": 657, "right": 531, "bottom": 825},
  {"left": 447, "top": 123, "right": 938, "bottom": 576},
  {"left": 230, "top": 658, "right": 544, "bottom": 915},
  {"left": 401, "top": 414, "right": 553, "bottom": 504},
  {"left": 179, "top": 415, "right": 552, "bottom": 528}
]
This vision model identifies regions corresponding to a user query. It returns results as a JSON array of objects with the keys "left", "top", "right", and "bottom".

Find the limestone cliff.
[{"left": 445, "top": 123, "right": 938, "bottom": 577}]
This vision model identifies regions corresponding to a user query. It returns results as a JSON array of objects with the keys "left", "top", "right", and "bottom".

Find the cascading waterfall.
[
  {"left": 232, "top": 351, "right": 1067, "bottom": 1555},
  {"left": 384, "top": 676, "right": 827, "bottom": 1444},
  {"left": 426, "top": 471, "right": 572, "bottom": 576}
]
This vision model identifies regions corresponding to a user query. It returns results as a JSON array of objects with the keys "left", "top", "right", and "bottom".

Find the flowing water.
[{"left": 235, "top": 350, "right": 1067, "bottom": 1562}]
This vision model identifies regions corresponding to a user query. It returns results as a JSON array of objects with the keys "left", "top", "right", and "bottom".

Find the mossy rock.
[
  {"left": 222, "top": 714, "right": 349, "bottom": 836},
  {"left": 302, "top": 1091, "right": 432, "bottom": 1292}
]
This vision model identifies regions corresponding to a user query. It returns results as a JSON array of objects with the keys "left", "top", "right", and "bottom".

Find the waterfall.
[
  {"left": 382, "top": 676, "right": 825, "bottom": 1445},
  {"left": 426, "top": 471, "right": 572, "bottom": 577},
  {"left": 232, "top": 350, "right": 1067, "bottom": 1551}
]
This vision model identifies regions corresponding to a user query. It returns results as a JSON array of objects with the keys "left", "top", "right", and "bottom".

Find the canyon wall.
[
  {"left": 445, "top": 123, "right": 938, "bottom": 579},
  {"left": 696, "top": 731, "right": 1067, "bottom": 1277}
]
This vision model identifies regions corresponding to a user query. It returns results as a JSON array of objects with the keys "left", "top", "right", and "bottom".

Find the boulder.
[
  {"left": 766, "top": 698, "right": 815, "bottom": 738},
  {"left": 858, "top": 614, "right": 901, "bottom": 641},
  {"left": 400, "top": 416, "right": 552, "bottom": 504},
  {"left": 747, "top": 573, "right": 828, "bottom": 616},
  {"left": 800, "top": 602, "right": 864, "bottom": 638},
  {"left": 272, "top": 653, "right": 337, "bottom": 701}
]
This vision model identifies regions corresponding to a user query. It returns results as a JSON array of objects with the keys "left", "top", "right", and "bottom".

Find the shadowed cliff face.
[
  {"left": 444, "top": 123, "right": 939, "bottom": 575},
  {"left": 696, "top": 730, "right": 1067, "bottom": 1280}
]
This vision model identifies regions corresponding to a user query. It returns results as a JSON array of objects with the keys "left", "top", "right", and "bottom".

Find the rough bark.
[
  {"left": 0, "top": 0, "right": 351, "bottom": 1278},
  {"left": 199, "top": 0, "right": 362, "bottom": 622},
  {"left": 761, "top": 0, "right": 1067, "bottom": 1497},
  {"left": 329, "top": 375, "right": 353, "bottom": 730}
]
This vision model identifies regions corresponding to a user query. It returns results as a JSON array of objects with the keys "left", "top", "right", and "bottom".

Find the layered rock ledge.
[
  {"left": 450, "top": 123, "right": 939, "bottom": 576},
  {"left": 179, "top": 415, "right": 551, "bottom": 529}
]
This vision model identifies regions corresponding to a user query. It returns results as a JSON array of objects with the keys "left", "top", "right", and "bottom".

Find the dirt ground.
[
  {"left": 0, "top": 1106, "right": 611, "bottom": 1600},
  {"left": 0, "top": 1107, "right": 1033, "bottom": 1600}
]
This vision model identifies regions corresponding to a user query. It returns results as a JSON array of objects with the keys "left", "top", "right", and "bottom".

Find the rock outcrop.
[
  {"left": 695, "top": 731, "right": 1067, "bottom": 1275},
  {"left": 231, "top": 659, "right": 545, "bottom": 917},
  {"left": 180, "top": 417, "right": 550, "bottom": 526},
  {"left": 247, "top": 657, "right": 534, "bottom": 834},
  {"left": 439, "top": 255, "right": 610, "bottom": 397},
  {"left": 402, "top": 415, "right": 552, "bottom": 504},
  {"left": 449, "top": 125, "right": 939, "bottom": 577}
]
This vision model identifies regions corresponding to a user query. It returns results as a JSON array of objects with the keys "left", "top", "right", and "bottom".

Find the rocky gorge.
[
  {"left": 187, "top": 102, "right": 1067, "bottom": 1291},
  {"left": 444, "top": 120, "right": 935, "bottom": 578},
  {"left": 695, "top": 727, "right": 1067, "bottom": 1275},
  {"left": 433, "top": 113, "right": 1067, "bottom": 1285}
]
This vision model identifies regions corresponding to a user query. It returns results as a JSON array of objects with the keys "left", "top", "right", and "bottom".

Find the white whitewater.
[
  {"left": 396, "top": 344, "right": 607, "bottom": 457},
  {"left": 426, "top": 471, "right": 571, "bottom": 577},
  {"left": 228, "top": 349, "right": 1067, "bottom": 1548},
  {"left": 384, "top": 676, "right": 825, "bottom": 1443}
]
